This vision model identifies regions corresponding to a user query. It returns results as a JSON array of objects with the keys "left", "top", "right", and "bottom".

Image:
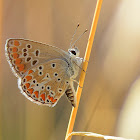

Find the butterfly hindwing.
[
  {"left": 5, "top": 38, "right": 68, "bottom": 78},
  {"left": 19, "top": 59, "right": 71, "bottom": 107}
]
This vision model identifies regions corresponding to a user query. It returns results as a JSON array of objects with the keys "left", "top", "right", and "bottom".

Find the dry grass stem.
[
  {"left": 65, "top": 0, "right": 103, "bottom": 140},
  {"left": 66, "top": 132, "right": 135, "bottom": 140}
]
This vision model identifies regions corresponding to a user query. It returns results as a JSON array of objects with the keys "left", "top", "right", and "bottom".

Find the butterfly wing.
[
  {"left": 5, "top": 38, "right": 78, "bottom": 107},
  {"left": 19, "top": 59, "right": 71, "bottom": 107},
  {"left": 5, "top": 38, "right": 69, "bottom": 78}
]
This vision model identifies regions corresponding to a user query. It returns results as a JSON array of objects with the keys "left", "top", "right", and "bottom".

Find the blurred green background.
[{"left": 1, "top": 0, "right": 140, "bottom": 140}]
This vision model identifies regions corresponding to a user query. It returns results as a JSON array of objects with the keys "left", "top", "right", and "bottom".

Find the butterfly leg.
[
  {"left": 74, "top": 57, "right": 87, "bottom": 73},
  {"left": 78, "top": 65, "right": 86, "bottom": 73},
  {"left": 80, "top": 57, "right": 89, "bottom": 63},
  {"left": 71, "top": 79, "right": 83, "bottom": 88},
  {"left": 80, "top": 58, "right": 89, "bottom": 73}
]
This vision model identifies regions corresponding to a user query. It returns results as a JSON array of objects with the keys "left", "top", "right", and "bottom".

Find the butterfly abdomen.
[{"left": 65, "top": 88, "right": 76, "bottom": 107}]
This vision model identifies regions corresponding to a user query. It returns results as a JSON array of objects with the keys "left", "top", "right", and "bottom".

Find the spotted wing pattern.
[
  {"left": 5, "top": 38, "right": 78, "bottom": 107},
  {"left": 19, "top": 59, "right": 71, "bottom": 107},
  {"left": 5, "top": 39, "right": 68, "bottom": 78}
]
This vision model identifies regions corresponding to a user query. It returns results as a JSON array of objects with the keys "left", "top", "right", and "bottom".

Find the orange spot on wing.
[
  {"left": 17, "top": 64, "right": 24, "bottom": 71},
  {"left": 25, "top": 76, "right": 32, "bottom": 81},
  {"left": 14, "top": 40, "right": 20, "bottom": 46},
  {"left": 28, "top": 70, "right": 33, "bottom": 74},
  {"left": 15, "top": 58, "right": 21, "bottom": 65},
  {"left": 12, "top": 47, "right": 18, "bottom": 52},
  {"left": 23, "top": 70, "right": 27, "bottom": 73},
  {"left": 52, "top": 99, "right": 57, "bottom": 103},
  {"left": 41, "top": 94, "right": 45, "bottom": 101},
  {"left": 13, "top": 53, "right": 19, "bottom": 59},
  {"left": 34, "top": 91, "right": 39, "bottom": 98},
  {"left": 48, "top": 95, "right": 51, "bottom": 100},
  {"left": 28, "top": 88, "right": 34, "bottom": 94},
  {"left": 25, "top": 83, "right": 30, "bottom": 89},
  {"left": 50, "top": 97, "right": 54, "bottom": 102}
]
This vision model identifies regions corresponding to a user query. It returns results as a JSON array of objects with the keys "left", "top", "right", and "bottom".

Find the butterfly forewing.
[{"left": 5, "top": 39, "right": 68, "bottom": 78}]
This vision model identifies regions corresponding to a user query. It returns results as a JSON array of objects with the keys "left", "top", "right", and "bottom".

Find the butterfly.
[{"left": 5, "top": 38, "right": 83, "bottom": 107}]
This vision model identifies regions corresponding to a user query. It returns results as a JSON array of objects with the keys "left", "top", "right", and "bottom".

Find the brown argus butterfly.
[{"left": 5, "top": 26, "right": 86, "bottom": 107}]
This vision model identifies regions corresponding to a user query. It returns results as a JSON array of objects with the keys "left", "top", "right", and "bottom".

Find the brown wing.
[
  {"left": 5, "top": 38, "right": 68, "bottom": 78},
  {"left": 18, "top": 59, "right": 71, "bottom": 107}
]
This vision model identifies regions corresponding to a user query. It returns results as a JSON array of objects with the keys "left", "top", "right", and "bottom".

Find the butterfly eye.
[{"left": 71, "top": 50, "right": 76, "bottom": 55}]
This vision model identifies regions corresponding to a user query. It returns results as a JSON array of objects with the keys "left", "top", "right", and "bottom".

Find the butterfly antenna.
[
  {"left": 69, "top": 23, "right": 80, "bottom": 49},
  {"left": 71, "top": 29, "right": 88, "bottom": 48}
]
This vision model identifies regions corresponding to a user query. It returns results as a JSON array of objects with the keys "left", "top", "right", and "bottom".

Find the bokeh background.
[{"left": 0, "top": 0, "right": 140, "bottom": 140}]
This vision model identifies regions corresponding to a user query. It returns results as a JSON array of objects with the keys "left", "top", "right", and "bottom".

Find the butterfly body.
[{"left": 5, "top": 39, "right": 82, "bottom": 107}]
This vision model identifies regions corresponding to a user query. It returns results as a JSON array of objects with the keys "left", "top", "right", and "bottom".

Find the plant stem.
[{"left": 65, "top": 0, "right": 103, "bottom": 140}]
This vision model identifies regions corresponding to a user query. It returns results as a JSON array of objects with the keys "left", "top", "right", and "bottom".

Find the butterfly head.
[{"left": 68, "top": 46, "right": 80, "bottom": 57}]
